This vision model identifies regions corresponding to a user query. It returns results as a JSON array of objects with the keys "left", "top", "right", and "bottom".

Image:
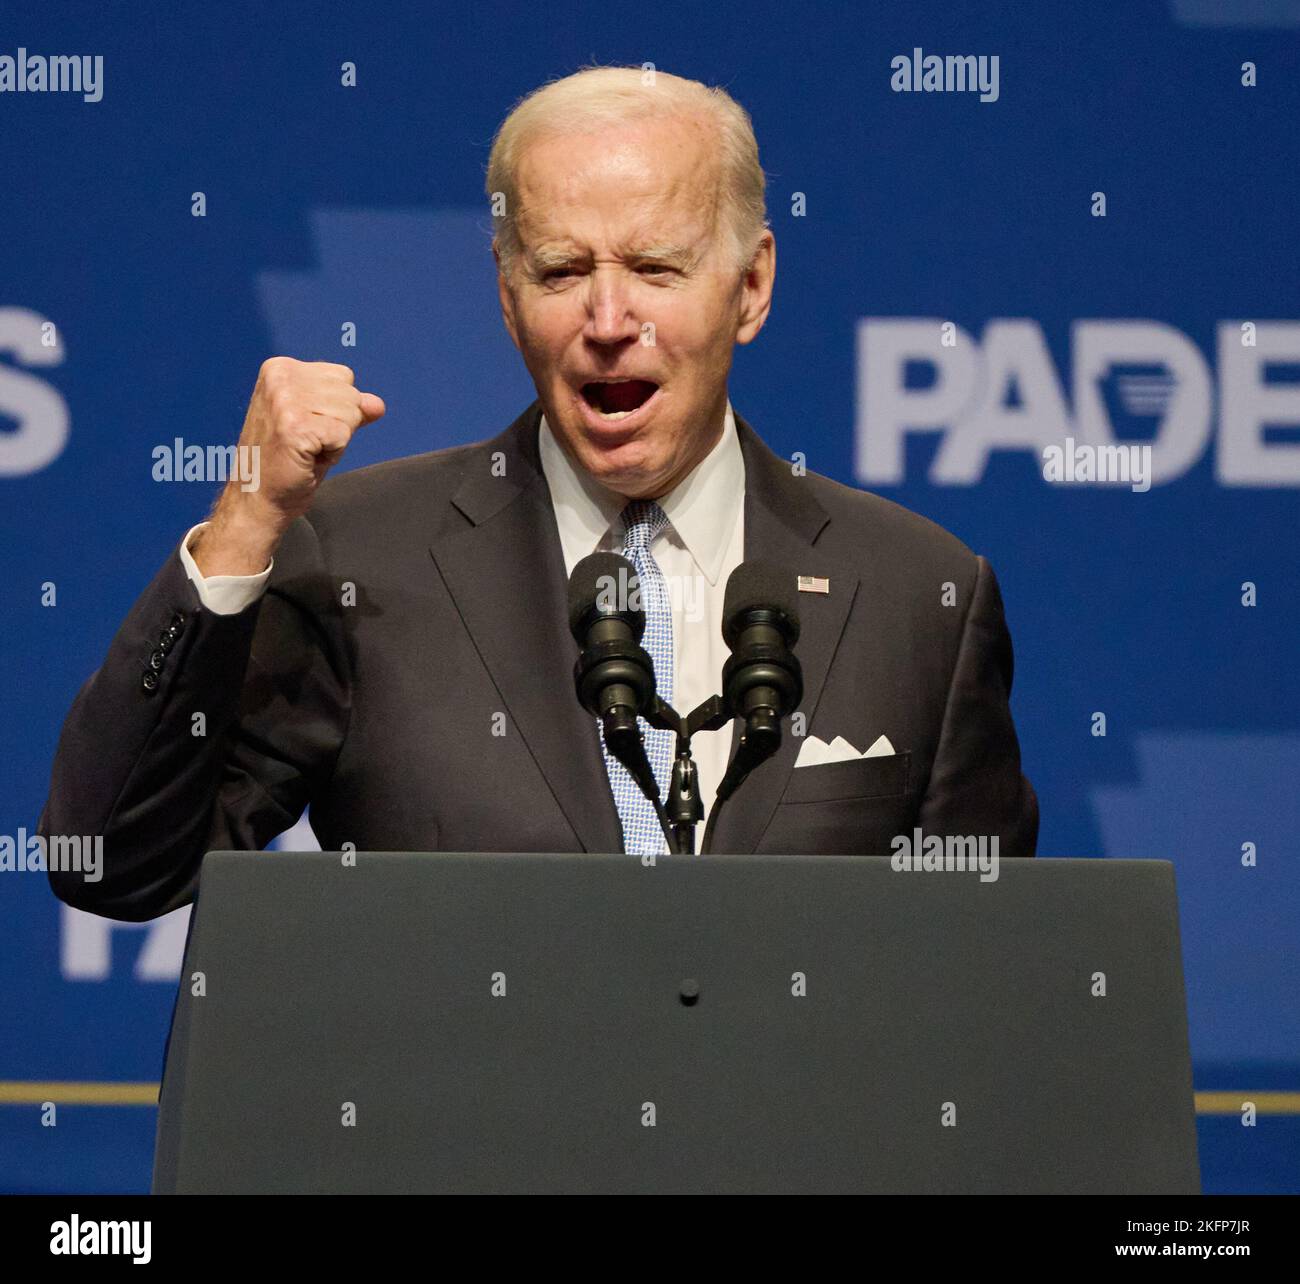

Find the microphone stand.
[
  {"left": 643, "top": 699, "right": 694, "bottom": 854},
  {"left": 645, "top": 695, "right": 732, "bottom": 855},
  {"left": 613, "top": 688, "right": 786, "bottom": 857},
  {"left": 603, "top": 661, "right": 799, "bottom": 857}
]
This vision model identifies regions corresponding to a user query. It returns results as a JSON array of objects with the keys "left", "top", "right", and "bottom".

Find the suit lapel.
[
  {"left": 708, "top": 413, "right": 860, "bottom": 854},
  {"left": 429, "top": 404, "right": 624, "bottom": 854}
]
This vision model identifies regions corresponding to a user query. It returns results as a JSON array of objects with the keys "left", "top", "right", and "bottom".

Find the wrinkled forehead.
[{"left": 512, "top": 117, "right": 724, "bottom": 253}]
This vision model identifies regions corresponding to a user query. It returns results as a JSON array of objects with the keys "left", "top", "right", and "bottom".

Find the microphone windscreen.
[
  {"left": 722, "top": 561, "right": 800, "bottom": 647},
  {"left": 567, "top": 552, "right": 644, "bottom": 642}
]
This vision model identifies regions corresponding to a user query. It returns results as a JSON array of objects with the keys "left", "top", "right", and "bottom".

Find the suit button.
[
  {"left": 158, "top": 630, "right": 176, "bottom": 654},
  {"left": 148, "top": 650, "right": 166, "bottom": 672},
  {"left": 141, "top": 671, "right": 159, "bottom": 694},
  {"left": 169, "top": 612, "right": 186, "bottom": 636}
]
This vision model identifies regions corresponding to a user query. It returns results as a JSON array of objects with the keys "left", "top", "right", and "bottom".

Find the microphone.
[
  {"left": 716, "top": 561, "right": 804, "bottom": 799},
  {"left": 567, "top": 552, "right": 662, "bottom": 806}
]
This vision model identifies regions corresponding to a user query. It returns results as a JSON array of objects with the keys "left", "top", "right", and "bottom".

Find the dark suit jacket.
[{"left": 41, "top": 403, "right": 1037, "bottom": 921}]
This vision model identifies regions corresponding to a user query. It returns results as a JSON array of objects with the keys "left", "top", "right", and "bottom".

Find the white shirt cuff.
[{"left": 179, "top": 522, "right": 272, "bottom": 615}]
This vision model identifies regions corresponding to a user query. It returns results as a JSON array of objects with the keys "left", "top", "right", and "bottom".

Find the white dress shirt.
[
  {"left": 179, "top": 401, "right": 745, "bottom": 832},
  {"left": 538, "top": 403, "right": 745, "bottom": 829}
]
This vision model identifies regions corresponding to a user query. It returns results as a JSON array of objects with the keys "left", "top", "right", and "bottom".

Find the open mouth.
[{"left": 580, "top": 379, "right": 660, "bottom": 421}]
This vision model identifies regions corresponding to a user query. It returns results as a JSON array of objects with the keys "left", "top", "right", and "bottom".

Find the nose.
[{"left": 582, "top": 265, "right": 642, "bottom": 347}]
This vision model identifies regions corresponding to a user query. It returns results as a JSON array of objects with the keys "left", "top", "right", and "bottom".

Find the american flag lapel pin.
[{"left": 797, "top": 575, "right": 830, "bottom": 594}]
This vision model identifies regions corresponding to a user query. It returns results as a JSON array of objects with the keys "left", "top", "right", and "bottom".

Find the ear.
[
  {"left": 735, "top": 229, "right": 776, "bottom": 346},
  {"left": 494, "top": 241, "right": 522, "bottom": 351}
]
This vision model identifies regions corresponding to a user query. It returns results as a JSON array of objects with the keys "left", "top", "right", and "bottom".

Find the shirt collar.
[{"left": 538, "top": 400, "right": 743, "bottom": 587}]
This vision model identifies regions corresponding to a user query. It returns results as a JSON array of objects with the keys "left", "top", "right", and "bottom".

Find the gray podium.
[{"left": 152, "top": 852, "right": 1201, "bottom": 1194}]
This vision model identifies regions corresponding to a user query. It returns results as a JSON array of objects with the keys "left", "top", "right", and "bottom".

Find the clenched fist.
[{"left": 192, "top": 358, "right": 385, "bottom": 576}]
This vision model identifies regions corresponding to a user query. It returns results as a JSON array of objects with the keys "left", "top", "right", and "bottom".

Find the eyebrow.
[{"left": 527, "top": 243, "right": 699, "bottom": 272}]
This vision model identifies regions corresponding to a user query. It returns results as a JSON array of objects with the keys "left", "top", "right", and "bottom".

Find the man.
[{"left": 41, "top": 66, "right": 1037, "bottom": 923}]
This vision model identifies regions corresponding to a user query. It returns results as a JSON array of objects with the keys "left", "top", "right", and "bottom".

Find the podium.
[{"left": 153, "top": 852, "right": 1200, "bottom": 1194}]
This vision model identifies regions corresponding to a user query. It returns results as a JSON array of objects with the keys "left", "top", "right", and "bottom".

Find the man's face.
[{"left": 495, "top": 113, "right": 775, "bottom": 499}]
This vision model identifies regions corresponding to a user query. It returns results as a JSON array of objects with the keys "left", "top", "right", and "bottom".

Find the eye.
[
  {"left": 637, "top": 264, "right": 675, "bottom": 276},
  {"left": 542, "top": 268, "right": 574, "bottom": 282}
]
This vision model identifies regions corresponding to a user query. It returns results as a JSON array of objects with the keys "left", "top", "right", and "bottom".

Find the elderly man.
[{"left": 41, "top": 66, "right": 1037, "bottom": 922}]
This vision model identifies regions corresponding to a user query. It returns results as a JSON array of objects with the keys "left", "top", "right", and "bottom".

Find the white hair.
[{"left": 486, "top": 64, "right": 768, "bottom": 279}]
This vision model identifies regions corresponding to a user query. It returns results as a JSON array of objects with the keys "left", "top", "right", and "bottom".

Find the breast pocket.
[
  {"left": 761, "top": 752, "right": 915, "bottom": 856},
  {"left": 779, "top": 751, "right": 911, "bottom": 804}
]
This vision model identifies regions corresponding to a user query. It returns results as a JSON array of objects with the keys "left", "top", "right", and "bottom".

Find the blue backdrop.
[{"left": 1, "top": 0, "right": 1297, "bottom": 1194}]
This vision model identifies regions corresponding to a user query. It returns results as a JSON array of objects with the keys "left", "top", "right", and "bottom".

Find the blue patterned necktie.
[{"left": 599, "top": 500, "right": 675, "bottom": 856}]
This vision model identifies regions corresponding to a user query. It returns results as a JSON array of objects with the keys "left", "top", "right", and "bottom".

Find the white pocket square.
[{"left": 795, "top": 733, "right": 895, "bottom": 767}]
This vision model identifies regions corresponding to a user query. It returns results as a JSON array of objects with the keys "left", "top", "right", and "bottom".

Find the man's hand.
[{"left": 192, "top": 357, "right": 386, "bottom": 576}]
